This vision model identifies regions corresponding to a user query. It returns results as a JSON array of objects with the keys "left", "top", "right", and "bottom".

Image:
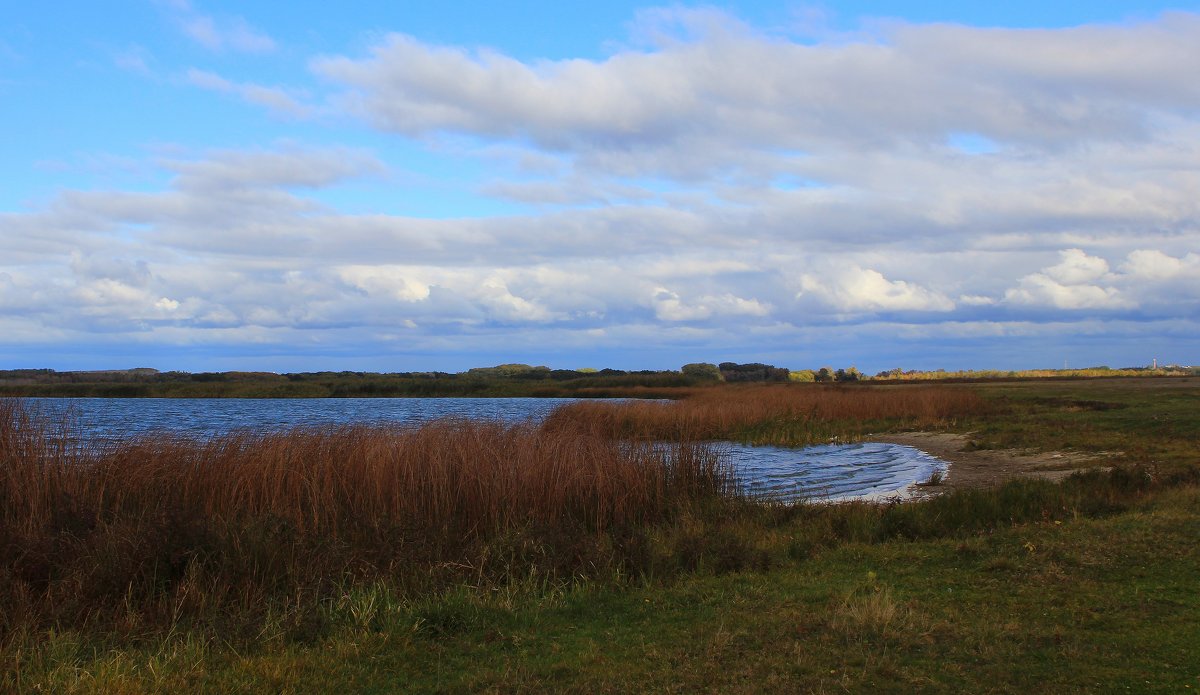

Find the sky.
[{"left": 2, "top": 1, "right": 1198, "bottom": 374}]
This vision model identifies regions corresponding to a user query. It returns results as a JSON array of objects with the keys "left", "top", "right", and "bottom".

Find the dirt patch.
[{"left": 867, "top": 431, "right": 1116, "bottom": 494}]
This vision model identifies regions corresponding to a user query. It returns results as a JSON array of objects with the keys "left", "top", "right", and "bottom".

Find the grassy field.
[{"left": 2, "top": 378, "right": 1198, "bottom": 692}]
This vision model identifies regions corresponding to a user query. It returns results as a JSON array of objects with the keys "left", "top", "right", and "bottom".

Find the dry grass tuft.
[{"left": 836, "top": 585, "right": 906, "bottom": 635}]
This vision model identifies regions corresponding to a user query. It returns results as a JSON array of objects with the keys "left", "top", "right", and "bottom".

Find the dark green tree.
[{"left": 834, "top": 367, "right": 862, "bottom": 382}]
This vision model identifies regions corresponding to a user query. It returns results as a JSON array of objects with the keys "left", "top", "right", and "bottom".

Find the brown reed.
[
  {"left": 541, "top": 384, "right": 989, "bottom": 443},
  {"left": 0, "top": 399, "right": 732, "bottom": 635}
]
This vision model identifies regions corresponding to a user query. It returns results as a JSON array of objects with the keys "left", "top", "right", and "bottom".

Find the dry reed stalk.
[
  {"left": 2, "top": 401, "right": 730, "bottom": 542},
  {"left": 541, "top": 384, "right": 987, "bottom": 442},
  {"left": 2, "top": 398, "right": 741, "bottom": 633}
]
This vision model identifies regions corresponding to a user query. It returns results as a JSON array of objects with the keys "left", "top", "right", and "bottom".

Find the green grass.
[
  {"left": 9, "top": 483, "right": 1198, "bottom": 693},
  {"left": 962, "top": 377, "right": 1200, "bottom": 471}
]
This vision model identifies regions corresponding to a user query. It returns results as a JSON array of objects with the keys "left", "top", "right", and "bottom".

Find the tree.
[
  {"left": 834, "top": 366, "right": 862, "bottom": 382},
  {"left": 814, "top": 367, "right": 834, "bottom": 383},
  {"left": 681, "top": 363, "right": 723, "bottom": 381},
  {"left": 717, "top": 362, "right": 790, "bottom": 382}
]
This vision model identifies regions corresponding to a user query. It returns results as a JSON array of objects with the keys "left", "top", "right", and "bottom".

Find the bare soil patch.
[{"left": 868, "top": 431, "right": 1116, "bottom": 494}]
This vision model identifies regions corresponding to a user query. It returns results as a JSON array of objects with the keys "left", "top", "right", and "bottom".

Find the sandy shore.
[{"left": 866, "top": 431, "right": 1115, "bottom": 496}]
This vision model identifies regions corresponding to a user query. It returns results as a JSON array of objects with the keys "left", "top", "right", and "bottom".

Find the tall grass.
[
  {"left": 543, "top": 384, "right": 988, "bottom": 445},
  {"left": 0, "top": 399, "right": 732, "bottom": 637}
]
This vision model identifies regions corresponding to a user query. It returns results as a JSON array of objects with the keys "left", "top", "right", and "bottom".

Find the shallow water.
[
  {"left": 21, "top": 398, "right": 947, "bottom": 502},
  {"left": 721, "top": 440, "right": 947, "bottom": 503}
]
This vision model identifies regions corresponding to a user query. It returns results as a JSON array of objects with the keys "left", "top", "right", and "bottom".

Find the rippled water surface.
[
  {"left": 24, "top": 397, "right": 577, "bottom": 440},
  {"left": 722, "top": 441, "right": 947, "bottom": 503},
  {"left": 23, "top": 398, "right": 947, "bottom": 502}
]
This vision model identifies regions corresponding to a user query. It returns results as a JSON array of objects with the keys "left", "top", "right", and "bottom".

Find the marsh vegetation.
[{"left": 2, "top": 377, "right": 1198, "bottom": 692}]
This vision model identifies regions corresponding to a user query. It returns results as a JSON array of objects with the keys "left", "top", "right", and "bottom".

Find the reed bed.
[
  {"left": 0, "top": 399, "right": 732, "bottom": 636},
  {"left": 542, "top": 384, "right": 989, "bottom": 444}
]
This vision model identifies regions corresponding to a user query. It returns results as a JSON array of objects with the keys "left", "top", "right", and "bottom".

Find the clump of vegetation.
[
  {"left": 0, "top": 399, "right": 734, "bottom": 639},
  {"left": 681, "top": 362, "right": 723, "bottom": 381},
  {"left": 717, "top": 362, "right": 791, "bottom": 382},
  {"left": 543, "top": 384, "right": 988, "bottom": 445}
]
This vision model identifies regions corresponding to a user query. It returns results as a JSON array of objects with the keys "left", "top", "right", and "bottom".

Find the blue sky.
[{"left": 2, "top": 1, "right": 1199, "bottom": 373}]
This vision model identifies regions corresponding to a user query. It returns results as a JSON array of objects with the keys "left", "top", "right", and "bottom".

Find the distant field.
[{"left": 2, "top": 377, "right": 1197, "bottom": 692}]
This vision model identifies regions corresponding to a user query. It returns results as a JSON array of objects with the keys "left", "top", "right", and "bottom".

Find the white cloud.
[
  {"left": 652, "top": 288, "right": 711, "bottom": 322},
  {"left": 1120, "top": 249, "right": 1196, "bottom": 279},
  {"left": 1003, "top": 249, "right": 1132, "bottom": 310},
  {"left": 187, "top": 69, "right": 312, "bottom": 118},
  {"left": 1041, "top": 248, "right": 1111, "bottom": 285},
  {"left": 166, "top": 2, "right": 276, "bottom": 53},
  {"left": 797, "top": 267, "right": 955, "bottom": 313},
  {"left": 958, "top": 294, "right": 996, "bottom": 307},
  {"left": 650, "top": 287, "right": 770, "bottom": 322},
  {"left": 477, "top": 276, "right": 555, "bottom": 322},
  {"left": 707, "top": 294, "right": 771, "bottom": 317},
  {"left": 164, "top": 145, "right": 385, "bottom": 192},
  {"left": 338, "top": 266, "right": 431, "bottom": 302},
  {"left": 312, "top": 12, "right": 1200, "bottom": 163},
  {"left": 1004, "top": 274, "right": 1129, "bottom": 310}
]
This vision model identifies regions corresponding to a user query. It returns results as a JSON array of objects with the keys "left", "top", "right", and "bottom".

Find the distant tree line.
[{"left": 1, "top": 361, "right": 1191, "bottom": 398}]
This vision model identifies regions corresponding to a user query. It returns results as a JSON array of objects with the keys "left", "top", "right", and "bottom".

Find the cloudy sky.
[{"left": 2, "top": 1, "right": 1198, "bottom": 373}]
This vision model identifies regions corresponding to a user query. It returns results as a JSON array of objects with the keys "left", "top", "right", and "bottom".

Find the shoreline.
[{"left": 869, "top": 431, "right": 1116, "bottom": 495}]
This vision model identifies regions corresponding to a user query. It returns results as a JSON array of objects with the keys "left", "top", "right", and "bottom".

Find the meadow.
[{"left": 2, "top": 377, "right": 1198, "bottom": 692}]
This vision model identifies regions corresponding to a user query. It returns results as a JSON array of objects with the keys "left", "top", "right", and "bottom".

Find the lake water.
[
  {"left": 21, "top": 397, "right": 947, "bottom": 503},
  {"left": 23, "top": 397, "right": 576, "bottom": 440},
  {"left": 722, "top": 441, "right": 946, "bottom": 502}
]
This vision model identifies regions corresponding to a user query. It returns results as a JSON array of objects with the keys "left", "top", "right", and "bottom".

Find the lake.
[{"left": 21, "top": 397, "right": 947, "bottom": 503}]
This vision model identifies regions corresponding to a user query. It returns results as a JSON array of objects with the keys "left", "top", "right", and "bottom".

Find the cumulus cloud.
[
  {"left": 1004, "top": 274, "right": 1129, "bottom": 310},
  {"left": 1113, "top": 250, "right": 1200, "bottom": 313},
  {"left": 797, "top": 267, "right": 955, "bottom": 314},
  {"left": 1003, "top": 249, "right": 1126, "bottom": 310},
  {"left": 1040, "top": 248, "right": 1112, "bottom": 285},
  {"left": 2, "top": 141, "right": 1195, "bottom": 359},
  {"left": 650, "top": 288, "right": 769, "bottom": 322},
  {"left": 338, "top": 266, "right": 431, "bottom": 303},
  {"left": 312, "top": 11, "right": 1200, "bottom": 161},
  {"left": 1002, "top": 248, "right": 1200, "bottom": 312},
  {"left": 1120, "top": 249, "right": 1198, "bottom": 279}
]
